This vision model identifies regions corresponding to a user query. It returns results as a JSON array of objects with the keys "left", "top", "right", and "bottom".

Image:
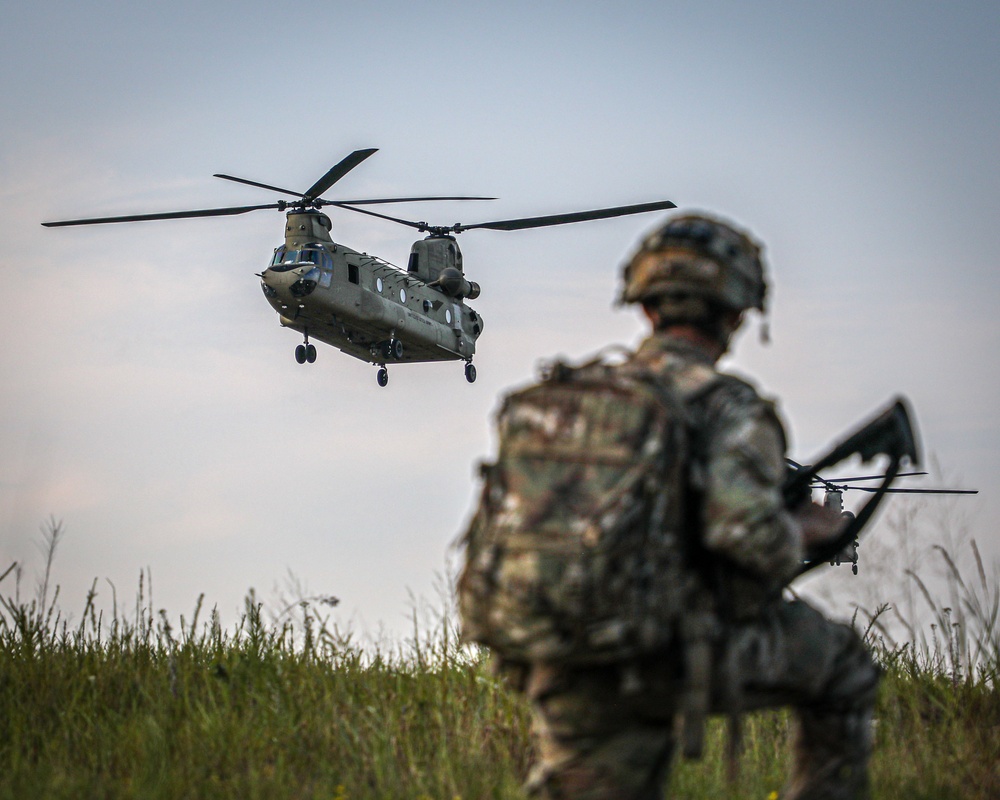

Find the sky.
[{"left": 1, "top": 1, "right": 997, "bottom": 641}]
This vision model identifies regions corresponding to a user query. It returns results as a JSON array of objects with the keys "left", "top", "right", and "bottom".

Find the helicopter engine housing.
[{"left": 434, "top": 267, "right": 481, "bottom": 299}]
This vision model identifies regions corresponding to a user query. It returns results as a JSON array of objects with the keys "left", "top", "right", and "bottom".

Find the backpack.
[{"left": 457, "top": 352, "right": 715, "bottom": 665}]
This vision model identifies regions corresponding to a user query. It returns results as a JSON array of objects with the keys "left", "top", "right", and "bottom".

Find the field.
[{"left": 2, "top": 523, "right": 998, "bottom": 799}]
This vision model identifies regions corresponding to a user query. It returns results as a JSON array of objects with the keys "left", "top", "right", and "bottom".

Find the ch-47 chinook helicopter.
[
  {"left": 42, "top": 148, "right": 676, "bottom": 387},
  {"left": 788, "top": 459, "right": 978, "bottom": 574}
]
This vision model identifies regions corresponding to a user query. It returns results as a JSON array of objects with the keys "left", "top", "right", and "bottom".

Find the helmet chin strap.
[{"left": 760, "top": 320, "right": 771, "bottom": 345}]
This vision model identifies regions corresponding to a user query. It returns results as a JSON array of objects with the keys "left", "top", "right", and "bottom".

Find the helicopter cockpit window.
[
  {"left": 270, "top": 248, "right": 305, "bottom": 272},
  {"left": 270, "top": 248, "right": 330, "bottom": 273}
]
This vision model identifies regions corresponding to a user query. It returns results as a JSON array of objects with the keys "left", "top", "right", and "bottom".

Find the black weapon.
[{"left": 783, "top": 398, "right": 920, "bottom": 575}]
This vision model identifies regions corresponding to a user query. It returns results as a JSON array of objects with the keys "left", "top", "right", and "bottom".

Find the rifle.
[{"left": 783, "top": 398, "right": 920, "bottom": 575}]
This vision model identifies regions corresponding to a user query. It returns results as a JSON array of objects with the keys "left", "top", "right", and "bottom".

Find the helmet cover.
[{"left": 620, "top": 213, "right": 767, "bottom": 315}]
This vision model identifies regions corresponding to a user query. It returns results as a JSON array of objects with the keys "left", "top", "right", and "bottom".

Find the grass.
[{"left": 1, "top": 520, "right": 998, "bottom": 798}]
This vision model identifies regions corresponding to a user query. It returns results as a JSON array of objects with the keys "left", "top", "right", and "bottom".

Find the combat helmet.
[{"left": 620, "top": 213, "right": 767, "bottom": 319}]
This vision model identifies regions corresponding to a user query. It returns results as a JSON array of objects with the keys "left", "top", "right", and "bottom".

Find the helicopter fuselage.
[{"left": 261, "top": 211, "right": 483, "bottom": 367}]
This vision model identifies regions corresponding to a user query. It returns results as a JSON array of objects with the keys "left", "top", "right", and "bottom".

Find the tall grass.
[
  {"left": 0, "top": 522, "right": 530, "bottom": 799},
  {"left": 2, "top": 519, "right": 998, "bottom": 798}
]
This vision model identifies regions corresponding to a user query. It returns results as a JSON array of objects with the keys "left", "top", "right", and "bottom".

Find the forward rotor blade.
[
  {"left": 213, "top": 174, "right": 305, "bottom": 198},
  {"left": 305, "top": 148, "right": 378, "bottom": 199},
  {"left": 42, "top": 203, "right": 281, "bottom": 227},
  {"left": 333, "top": 195, "right": 497, "bottom": 205},
  {"left": 457, "top": 200, "right": 677, "bottom": 232}
]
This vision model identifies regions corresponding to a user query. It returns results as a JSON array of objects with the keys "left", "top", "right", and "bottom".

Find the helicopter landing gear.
[
  {"left": 295, "top": 343, "right": 316, "bottom": 364},
  {"left": 464, "top": 362, "right": 477, "bottom": 383},
  {"left": 379, "top": 338, "right": 403, "bottom": 360},
  {"left": 295, "top": 334, "right": 317, "bottom": 365},
  {"left": 376, "top": 367, "right": 389, "bottom": 387}
]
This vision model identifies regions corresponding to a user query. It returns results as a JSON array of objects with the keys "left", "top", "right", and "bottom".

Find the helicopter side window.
[
  {"left": 348, "top": 264, "right": 359, "bottom": 285},
  {"left": 319, "top": 251, "right": 332, "bottom": 288}
]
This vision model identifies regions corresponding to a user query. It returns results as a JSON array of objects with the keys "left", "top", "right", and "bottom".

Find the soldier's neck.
[{"left": 658, "top": 324, "right": 727, "bottom": 362}]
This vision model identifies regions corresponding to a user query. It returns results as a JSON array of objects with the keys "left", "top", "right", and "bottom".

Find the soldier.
[{"left": 464, "top": 214, "right": 879, "bottom": 800}]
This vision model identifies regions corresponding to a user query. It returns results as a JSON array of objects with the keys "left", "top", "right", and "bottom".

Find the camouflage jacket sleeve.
[{"left": 695, "top": 375, "right": 804, "bottom": 588}]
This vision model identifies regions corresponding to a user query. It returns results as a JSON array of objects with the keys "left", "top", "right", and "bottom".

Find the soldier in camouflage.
[{"left": 516, "top": 215, "right": 879, "bottom": 799}]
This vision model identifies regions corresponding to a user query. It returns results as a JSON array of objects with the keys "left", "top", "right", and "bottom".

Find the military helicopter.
[
  {"left": 788, "top": 459, "right": 979, "bottom": 574},
  {"left": 42, "top": 148, "right": 676, "bottom": 387}
]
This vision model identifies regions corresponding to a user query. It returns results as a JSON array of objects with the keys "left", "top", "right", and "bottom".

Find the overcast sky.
[{"left": 2, "top": 1, "right": 997, "bottom": 640}]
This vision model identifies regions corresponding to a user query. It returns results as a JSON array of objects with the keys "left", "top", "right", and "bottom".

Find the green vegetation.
[{"left": 2, "top": 522, "right": 997, "bottom": 799}]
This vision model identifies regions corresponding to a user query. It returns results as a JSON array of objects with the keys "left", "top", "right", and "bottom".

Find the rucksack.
[{"left": 457, "top": 352, "right": 715, "bottom": 665}]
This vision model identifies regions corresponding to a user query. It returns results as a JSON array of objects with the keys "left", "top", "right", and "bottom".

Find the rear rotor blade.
[
  {"left": 815, "top": 471, "right": 928, "bottom": 484},
  {"left": 305, "top": 148, "right": 378, "bottom": 199},
  {"left": 457, "top": 200, "right": 677, "bottom": 232},
  {"left": 334, "top": 195, "right": 497, "bottom": 205},
  {"left": 842, "top": 486, "right": 979, "bottom": 494},
  {"left": 213, "top": 174, "right": 305, "bottom": 198},
  {"left": 329, "top": 203, "right": 429, "bottom": 231},
  {"left": 42, "top": 203, "right": 282, "bottom": 227},
  {"left": 332, "top": 199, "right": 678, "bottom": 235}
]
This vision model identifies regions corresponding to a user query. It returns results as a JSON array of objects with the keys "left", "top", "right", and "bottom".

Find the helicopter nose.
[{"left": 261, "top": 266, "right": 318, "bottom": 300}]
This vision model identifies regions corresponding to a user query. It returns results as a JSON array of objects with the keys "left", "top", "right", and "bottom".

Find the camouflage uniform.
[{"left": 517, "top": 332, "right": 879, "bottom": 800}]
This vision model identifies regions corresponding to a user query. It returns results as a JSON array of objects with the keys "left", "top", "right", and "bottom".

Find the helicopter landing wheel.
[
  {"left": 465, "top": 363, "right": 477, "bottom": 383},
  {"left": 376, "top": 367, "right": 389, "bottom": 387},
  {"left": 852, "top": 564, "right": 858, "bottom": 575},
  {"left": 295, "top": 344, "right": 307, "bottom": 364},
  {"left": 380, "top": 339, "right": 403, "bottom": 360},
  {"left": 306, "top": 344, "right": 317, "bottom": 363}
]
